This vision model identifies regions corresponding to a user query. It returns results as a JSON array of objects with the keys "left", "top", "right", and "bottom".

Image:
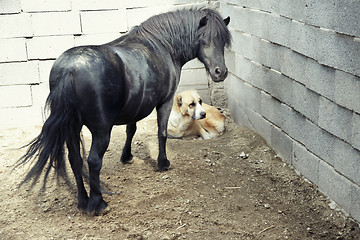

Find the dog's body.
[{"left": 168, "top": 90, "right": 225, "bottom": 139}]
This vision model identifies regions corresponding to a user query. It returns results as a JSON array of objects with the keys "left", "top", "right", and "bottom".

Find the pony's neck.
[{"left": 136, "top": 11, "right": 201, "bottom": 67}]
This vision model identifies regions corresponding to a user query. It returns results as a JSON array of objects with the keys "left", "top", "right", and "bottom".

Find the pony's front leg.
[
  {"left": 87, "top": 130, "right": 111, "bottom": 213},
  {"left": 120, "top": 123, "right": 137, "bottom": 164},
  {"left": 156, "top": 101, "right": 172, "bottom": 171}
]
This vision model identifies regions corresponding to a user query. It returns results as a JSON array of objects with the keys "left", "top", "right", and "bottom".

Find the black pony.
[{"left": 17, "top": 8, "right": 231, "bottom": 213}]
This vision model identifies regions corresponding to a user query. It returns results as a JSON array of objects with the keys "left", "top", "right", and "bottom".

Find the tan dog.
[{"left": 168, "top": 90, "right": 225, "bottom": 139}]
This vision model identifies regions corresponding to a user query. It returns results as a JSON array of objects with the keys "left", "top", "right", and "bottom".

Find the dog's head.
[{"left": 175, "top": 90, "right": 206, "bottom": 120}]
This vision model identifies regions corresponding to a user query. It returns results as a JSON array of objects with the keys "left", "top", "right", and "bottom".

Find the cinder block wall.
[
  {"left": 221, "top": 0, "right": 360, "bottom": 222},
  {"left": 0, "top": 0, "right": 213, "bottom": 129}
]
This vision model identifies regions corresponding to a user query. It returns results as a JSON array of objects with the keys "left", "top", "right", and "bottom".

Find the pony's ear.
[
  {"left": 224, "top": 16, "right": 230, "bottom": 26},
  {"left": 199, "top": 15, "right": 208, "bottom": 28}
]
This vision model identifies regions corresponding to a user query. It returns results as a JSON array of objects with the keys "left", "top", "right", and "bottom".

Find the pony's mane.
[{"left": 124, "top": 8, "right": 231, "bottom": 61}]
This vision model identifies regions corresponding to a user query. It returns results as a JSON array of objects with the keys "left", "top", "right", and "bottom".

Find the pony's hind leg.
[
  {"left": 67, "top": 136, "right": 88, "bottom": 212},
  {"left": 120, "top": 123, "right": 137, "bottom": 164},
  {"left": 87, "top": 129, "right": 111, "bottom": 213}
]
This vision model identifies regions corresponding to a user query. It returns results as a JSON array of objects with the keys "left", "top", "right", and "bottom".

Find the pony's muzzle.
[{"left": 212, "top": 67, "right": 228, "bottom": 82}]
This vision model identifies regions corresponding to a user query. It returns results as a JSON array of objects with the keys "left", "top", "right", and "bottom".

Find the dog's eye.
[
  {"left": 189, "top": 102, "right": 195, "bottom": 107},
  {"left": 199, "top": 99, "right": 202, "bottom": 105}
]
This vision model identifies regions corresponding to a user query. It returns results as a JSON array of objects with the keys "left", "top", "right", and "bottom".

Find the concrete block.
[
  {"left": 242, "top": 82, "right": 261, "bottom": 113},
  {"left": 264, "top": 68, "right": 293, "bottom": 105},
  {"left": 0, "top": 0, "right": 21, "bottom": 14},
  {"left": 246, "top": 106, "right": 272, "bottom": 145},
  {"left": 280, "top": 48, "right": 307, "bottom": 86},
  {"left": 304, "top": 0, "right": 360, "bottom": 37},
  {"left": 303, "top": 120, "right": 336, "bottom": 166},
  {"left": 316, "top": 28, "right": 360, "bottom": 77},
  {"left": 334, "top": 70, "right": 360, "bottom": 114},
  {"left": 180, "top": 68, "right": 208, "bottom": 86},
  {"left": 0, "top": 38, "right": 27, "bottom": 63},
  {"left": 22, "top": 0, "right": 71, "bottom": 12},
  {"left": 27, "top": 36, "right": 75, "bottom": 60},
  {"left": 271, "top": 125, "right": 293, "bottom": 164},
  {"left": 304, "top": 58, "right": 335, "bottom": 101},
  {"left": 260, "top": 91, "right": 283, "bottom": 128},
  {"left": 318, "top": 160, "right": 352, "bottom": 216},
  {"left": 291, "top": 81, "right": 320, "bottom": 123},
  {"left": 289, "top": 20, "right": 318, "bottom": 60},
  {"left": 352, "top": 113, "right": 360, "bottom": 151},
  {"left": 31, "top": 12, "right": 81, "bottom": 36},
  {"left": 0, "top": 62, "right": 39, "bottom": 86},
  {"left": 80, "top": 10, "right": 127, "bottom": 34},
  {"left": 333, "top": 139, "right": 360, "bottom": 186},
  {"left": 227, "top": 74, "right": 246, "bottom": 109},
  {"left": 351, "top": 184, "right": 360, "bottom": 223},
  {"left": 319, "top": 97, "right": 353, "bottom": 143},
  {"left": 227, "top": 94, "right": 251, "bottom": 129},
  {"left": 281, "top": 104, "right": 307, "bottom": 143},
  {"left": 0, "top": 85, "right": 32, "bottom": 108},
  {"left": 0, "top": 14, "right": 32, "bottom": 38},
  {"left": 292, "top": 141, "right": 320, "bottom": 185}
]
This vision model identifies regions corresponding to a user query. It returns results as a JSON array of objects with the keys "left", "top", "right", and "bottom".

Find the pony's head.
[{"left": 197, "top": 9, "right": 231, "bottom": 82}]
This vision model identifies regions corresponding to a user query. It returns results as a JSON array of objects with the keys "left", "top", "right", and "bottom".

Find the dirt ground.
[{"left": 0, "top": 110, "right": 359, "bottom": 240}]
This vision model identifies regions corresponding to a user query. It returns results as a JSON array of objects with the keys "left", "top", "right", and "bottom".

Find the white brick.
[
  {"left": 80, "top": 10, "right": 127, "bottom": 34},
  {"left": 22, "top": 0, "right": 71, "bottom": 12},
  {"left": 0, "top": 14, "right": 32, "bottom": 38},
  {"left": 0, "top": 106, "right": 44, "bottom": 129},
  {"left": 0, "top": 0, "right": 21, "bottom": 14},
  {"left": 27, "top": 36, "right": 75, "bottom": 60},
  {"left": 0, "top": 38, "right": 27, "bottom": 63},
  {"left": 31, "top": 12, "right": 81, "bottom": 36},
  {"left": 74, "top": 33, "right": 123, "bottom": 46},
  {"left": 183, "top": 59, "right": 204, "bottom": 70},
  {"left": 180, "top": 68, "right": 208, "bottom": 86},
  {"left": 38, "top": 60, "right": 55, "bottom": 83},
  {"left": 126, "top": 6, "right": 173, "bottom": 27},
  {"left": 0, "top": 62, "right": 39, "bottom": 86},
  {"left": 0, "top": 85, "right": 32, "bottom": 108},
  {"left": 31, "top": 82, "right": 49, "bottom": 108},
  {"left": 73, "top": 0, "right": 121, "bottom": 11}
]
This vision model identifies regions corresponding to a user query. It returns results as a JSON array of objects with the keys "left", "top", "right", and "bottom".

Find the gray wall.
[
  {"left": 0, "top": 0, "right": 212, "bottom": 129},
  {"left": 221, "top": 0, "right": 360, "bottom": 222}
]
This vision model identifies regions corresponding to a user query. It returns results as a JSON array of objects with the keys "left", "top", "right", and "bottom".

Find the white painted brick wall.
[
  {"left": 31, "top": 12, "right": 81, "bottom": 36},
  {"left": 0, "top": 0, "right": 211, "bottom": 129},
  {"left": 223, "top": 0, "right": 360, "bottom": 223},
  {"left": 0, "top": 38, "right": 28, "bottom": 62}
]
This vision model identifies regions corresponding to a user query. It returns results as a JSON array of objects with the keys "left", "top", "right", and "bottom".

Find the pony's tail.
[{"left": 16, "top": 71, "right": 82, "bottom": 188}]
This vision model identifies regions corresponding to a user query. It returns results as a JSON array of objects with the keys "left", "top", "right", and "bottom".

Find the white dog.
[{"left": 168, "top": 90, "right": 225, "bottom": 139}]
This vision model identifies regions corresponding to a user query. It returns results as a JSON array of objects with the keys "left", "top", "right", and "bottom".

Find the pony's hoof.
[
  {"left": 88, "top": 198, "right": 108, "bottom": 214},
  {"left": 158, "top": 159, "right": 170, "bottom": 171},
  {"left": 121, "top": 154, "right": 134, "bottom": 164}
]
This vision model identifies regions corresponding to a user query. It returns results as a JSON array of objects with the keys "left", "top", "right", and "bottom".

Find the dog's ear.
[{"left": 176, "top": 95, "right": 182, "bottom": 107}]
